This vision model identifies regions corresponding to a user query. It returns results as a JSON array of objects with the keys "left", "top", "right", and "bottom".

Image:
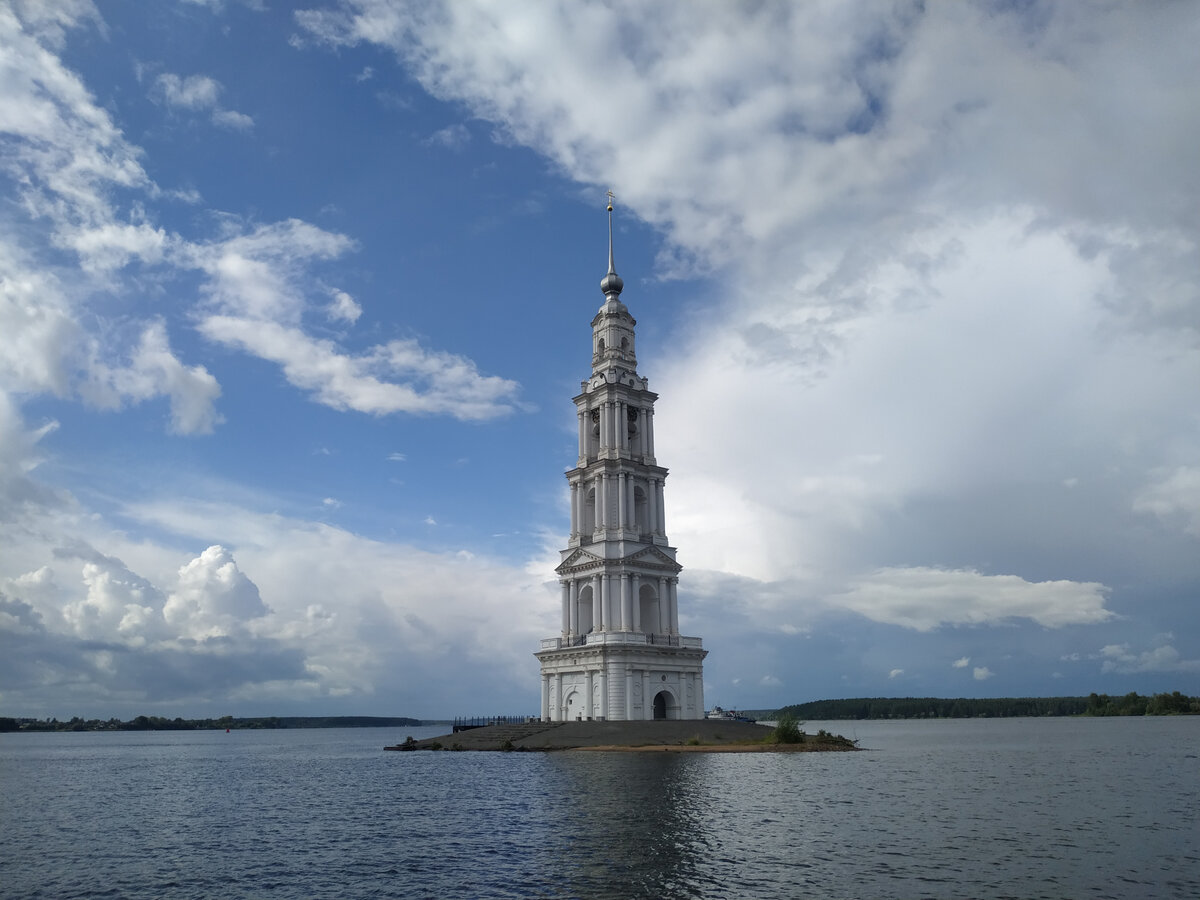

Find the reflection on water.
[
  {"left": 2, "top": 718, "right": 1198, "bottom": 899},
  {"left": 548, "top": 752, "right": 709, "bottom": 898}
]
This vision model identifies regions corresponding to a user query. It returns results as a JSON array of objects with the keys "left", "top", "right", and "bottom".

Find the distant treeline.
[
  {"left": 0, "top": 715, "right": 423, "bottom": 733},
  {"left": 775, "top": 692, "right": 1200, "bottom": 720}
]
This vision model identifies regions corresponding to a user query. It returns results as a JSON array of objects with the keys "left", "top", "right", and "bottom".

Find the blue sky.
[{"left": 2, "top": 0, "right": 1198, "bottom": 719}]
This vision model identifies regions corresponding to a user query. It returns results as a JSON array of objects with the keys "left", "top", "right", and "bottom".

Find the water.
[{"left": 2, "top": 718, "right": 1197, "bottom": 899}]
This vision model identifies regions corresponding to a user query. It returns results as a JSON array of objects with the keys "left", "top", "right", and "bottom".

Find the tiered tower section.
[{"left": 536, "top": 203, "right": 706, "bottom": 721}]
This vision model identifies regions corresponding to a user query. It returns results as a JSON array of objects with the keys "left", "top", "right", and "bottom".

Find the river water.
[{"left": 1, "top": 717, "right": 1197, "bottom": 899}]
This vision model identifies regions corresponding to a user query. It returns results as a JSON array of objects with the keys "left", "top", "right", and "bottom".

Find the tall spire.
[{"left": 600, "top": 190, "right": 624, "bottom": 298}]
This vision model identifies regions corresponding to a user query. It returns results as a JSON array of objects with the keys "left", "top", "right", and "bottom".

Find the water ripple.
[{"left": 2, "top": 718, "right": 1198, "bottom": 899}]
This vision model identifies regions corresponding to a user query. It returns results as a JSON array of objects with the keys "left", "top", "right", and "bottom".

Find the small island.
[{"left": 386, "top": 715, "right": 856, "bottom": 752}]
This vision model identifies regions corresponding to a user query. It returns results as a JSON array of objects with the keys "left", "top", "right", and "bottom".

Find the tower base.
[{"left": 536, "top": 634, "right": 706, "bottom": 721}]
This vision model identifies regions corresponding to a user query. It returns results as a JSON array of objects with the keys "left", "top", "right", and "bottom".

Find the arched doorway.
[
  {"left": 563, "top": 689, "right": 581, "bottom": 721},
  {"left": 652, "top": 690, "right": 678, "bottom": 720}
]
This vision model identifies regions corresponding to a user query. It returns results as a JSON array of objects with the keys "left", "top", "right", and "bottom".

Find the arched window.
[
  {"left": 577, "top": 584, "right": 594, "bottom": 634},
  {"left": 638, "top": 582, "right": 660, "bottom": 635},
  {"left": 582, "top": 488, "right": 596, "bottom": 534},
  {"left": 633, "top": 486, "right": 648, "bottom": 534}
]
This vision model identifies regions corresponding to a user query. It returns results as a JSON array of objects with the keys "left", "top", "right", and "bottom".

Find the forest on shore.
[
  {"left": 774, "top": 692, "right": 1199, "bottom": 720},
  {"left": 0, "top": 715, "right": 423, "bottom": 733}
]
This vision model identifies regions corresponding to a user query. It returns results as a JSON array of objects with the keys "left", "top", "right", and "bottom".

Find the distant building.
[{"left": 535, "top": 201, "right": 706, "bottom": 720}]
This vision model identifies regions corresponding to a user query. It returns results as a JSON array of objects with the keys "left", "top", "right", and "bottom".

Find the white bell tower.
[{"left": 536, "top": 198, "right": 706, "bottom": 721}]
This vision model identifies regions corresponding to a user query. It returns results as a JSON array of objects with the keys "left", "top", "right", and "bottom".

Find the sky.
[{"left": 2, "top": 0, "right": 1199, "bottom": 720}]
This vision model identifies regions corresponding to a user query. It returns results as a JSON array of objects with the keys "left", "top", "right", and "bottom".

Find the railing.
[
  {"left": 540, "top": 635, "right": 590, "bottom": 650},
  {"left": 542, "top": 633, "right": 703, "bottom": 649},
  {"left": 586, "top": 632, "right": 646, "bottom": 646},
  {"left": 452, "top": 714, "right": 537, "bottom": 732}
]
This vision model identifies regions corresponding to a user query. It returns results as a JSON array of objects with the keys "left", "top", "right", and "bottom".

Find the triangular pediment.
[
  {"left": 628, "top": 542, "right": 676, "bottom": 564},
  {"left": 626, "top": 545, "right": 682, "bottom": 572},
  {"left": 555, "top": 548, "right": 603, "bottom": 574}
]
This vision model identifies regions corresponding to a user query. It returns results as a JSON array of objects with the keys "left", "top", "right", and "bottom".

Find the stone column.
[
  {"left": 599, "top": 574, "right": 609, "bottom": 631},
  {"left": 631, "top": 574, "right": 641, "bottom": 631},
  {"left": 570, "top": 482, "right": 579, "bottom": 538},
  {"left": 555, "top": 673, "right": 563, "bottom": 721},
  {"left": 592, "top": 476, "right": 601, "bottom": 531},
  {"left": 608, "top": 401, "right": 617, "bottom": 451},
  {"left": 599, "top": 666, "right": 608, "bottom": 721},
  {"left": 585, "top": 670, "right": 594, "bottom": 720},
  {"left": 646, "top": 407, "right": 655, "bottom": 458},
  {"left": 577, "top": 409, "right": 586, "bottom": 462},
  {"left": 617, "top": 472, "right": 627, "bottom": 529},
  {"left": 541, "top": 674, "right": 550, "bottom": 721},
  {"left": 617, "top": 400, "right": 626, "bottom": 452},
  {"left": 647, "top": 478, "right": 658, "bottom": 534},
  {"left": 658, "top": 576, "right": 669, "bottom": 633},
  {"left": 592, "top": 574, "right": 601, "bottom": 632},
  {"left": 560, "top": 581, "right": 570, "bottom": 638},
  {"left": 642, "top": 671, "right": 652, "bottom": 719},
  {"left": 620, "top": 573, "right": 632, "bottom": 631},
  {"left": 669, "top": 579, "right": 679, "bottom": 635},
  {"left": 656, "top": 479, "right": 666, "bottom": 537},
  {"left": 569, "top": 579, "right": 578, "bottom": 636}
]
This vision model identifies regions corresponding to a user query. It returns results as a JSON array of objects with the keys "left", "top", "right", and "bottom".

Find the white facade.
[{"left": 535, "top": 206, "right": 706, "bottom": 720}]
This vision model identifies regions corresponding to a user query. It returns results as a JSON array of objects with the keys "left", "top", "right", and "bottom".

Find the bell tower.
[{"left": 536, "top": 198, "right": 706, "bottom": 721}]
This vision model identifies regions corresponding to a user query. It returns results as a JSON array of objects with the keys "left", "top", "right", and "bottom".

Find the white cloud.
[
  {"left": 327, "top": 288, "right": 362, "bottom": 323},
  {"left": 952, "top": 657, "right": 969, "bottom": 668},
  {"left": 153, "top": 72, "right": 254, "bottom": 129},
  {"left": 423, "top": 123, "right": 470, "bottom": 151},
  {"left": 759, "top": 674, "right": 781, "bottom": 687},
  {"left": 973, "top": 666, "right": 994, "bottom": 681},
  {"left": 82, "top": 321, "right": 224, "bottom": 435},
  {"left": 163, "top": 545, "right": 270, "bottom": 641},
  {"left": 155, "top": 73, "right": 221, "bottom": 110},
  {"left": 187, "top": 220, "right": 522, "bottom": 420},
  {"left": 295, "top": 3, "right": 1200, "bottom": 631},
  {"left": 0, "top": 470, "right": 558, "bottom": 713},
  {"left": 1134, "top": 468, "right": 1200, "bottom": 537},
  {"left": 1100, "top": 643, "right": 1200, "bottom": 675},
  {"left": 0, "top": 243, "right": 222, "bottom": 434},
  {"left": 888, "top": 668, "right": 903, "bottom": 679},
  {"left": 0, "top": 10, "right": 221, "bottom": 433},
  {"left": 297, "top": 3, "right": 1200, "bottom": 277},
  {"left": 387, "top": 452, "right": 406, "bottom": 462},
  {"left": 211, "top": 108, "right": 254, "bottom": 131},
  {"left": 199, "top": 316, "right": 520, "bottom": 420},
  {"left": 828, "top": 567, "right": 1112, "bottom": 632}
]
